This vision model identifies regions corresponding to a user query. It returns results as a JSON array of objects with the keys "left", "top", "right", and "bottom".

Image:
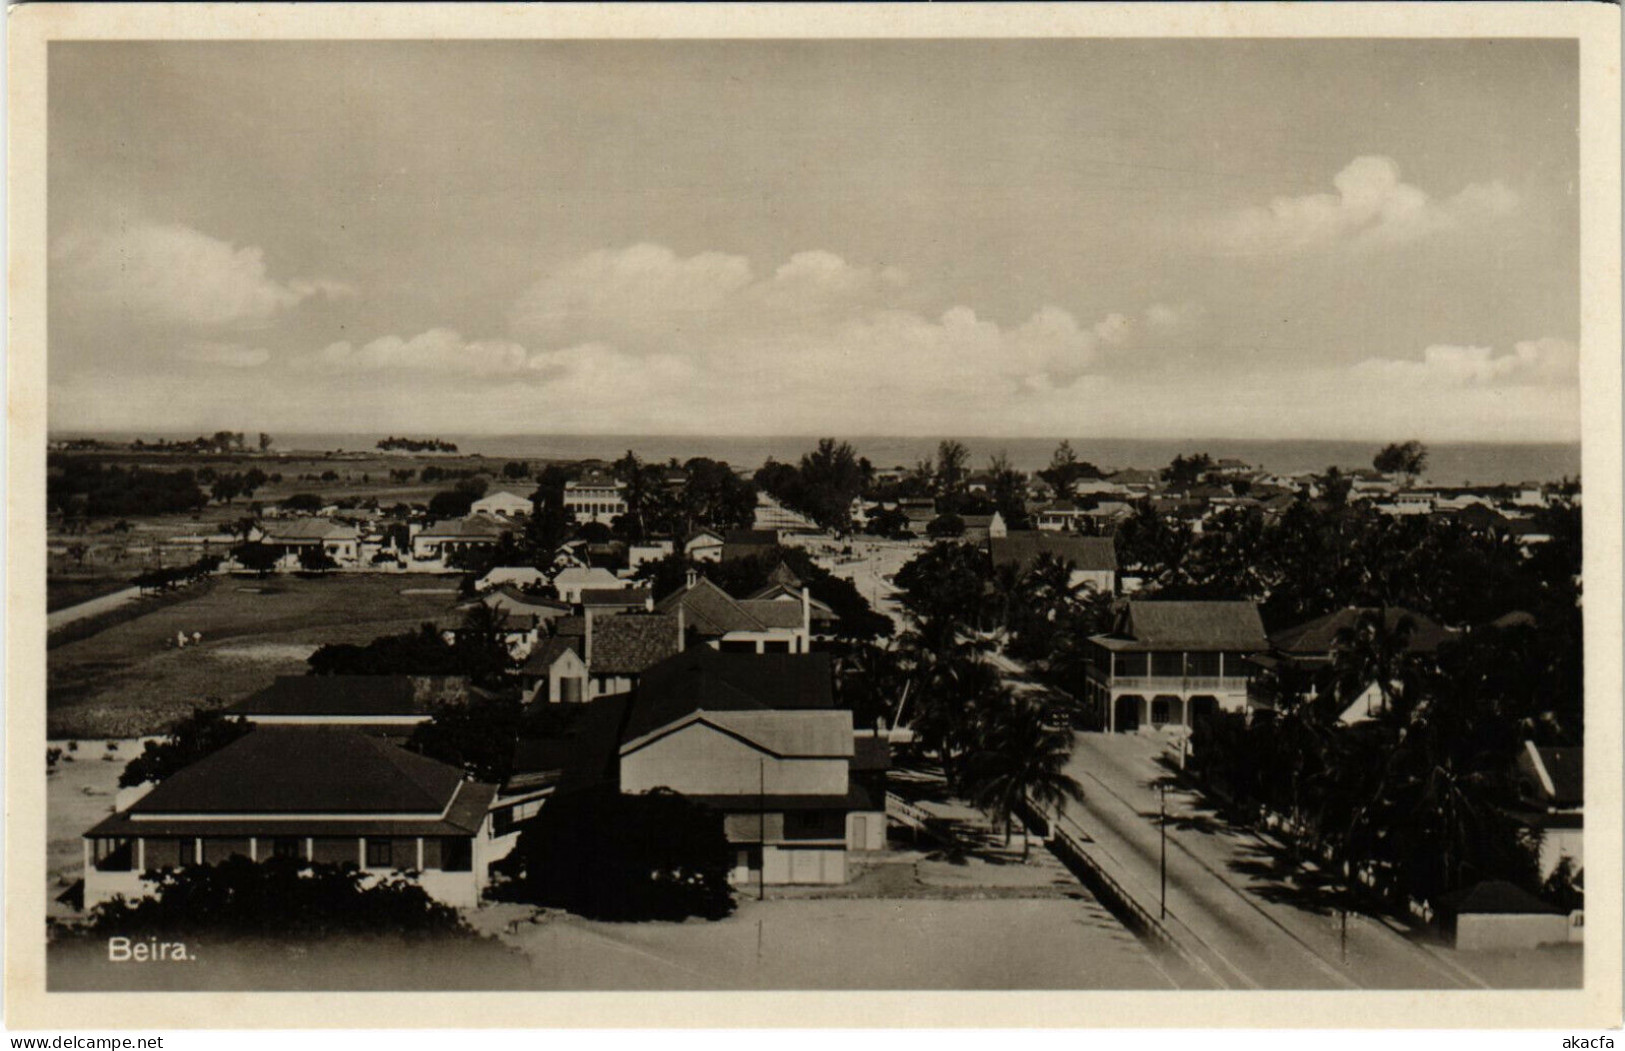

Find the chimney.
[
  {"left": 583, "top": 607, "right": 594, "bottom": 667},
  {"left": 801, "top": 586, "right": 812, "bottom": 649},
  {"left": 676, "top": 606, "right": 686, "bottom": 653},
  {"left": 644, "top": 591, "right": 655, "bottom": 613},
  {"left": 685, "top": 567, "right": 698, "bottom": 589}
]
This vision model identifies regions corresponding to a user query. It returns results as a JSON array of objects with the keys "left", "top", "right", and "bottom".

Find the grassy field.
[
  {"left": 47, "top": 576, "right": 136, "bottom": 613},
  {"left": 46, "top": 574, "right": 464, "bottom": 738}
]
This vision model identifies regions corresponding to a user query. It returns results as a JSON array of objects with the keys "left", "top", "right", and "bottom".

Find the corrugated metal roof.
[
  {"left": 702, "top": 709, "right": 855, "bottom": 758},
  {"left": 989, "top": 532, "right": 1118, "bottom": 574},
  {"left": 1118, "top": 601, "right": 1267, "bottom": 650}
]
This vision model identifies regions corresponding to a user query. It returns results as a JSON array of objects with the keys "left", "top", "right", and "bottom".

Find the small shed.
[{"left": 1440, "top": 880, "right": 1577, "bottom": 951}]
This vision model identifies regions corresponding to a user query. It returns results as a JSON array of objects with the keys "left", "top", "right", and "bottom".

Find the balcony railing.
[{"left": 1086, "top": 671, "right": 1250, "bottom": 692}]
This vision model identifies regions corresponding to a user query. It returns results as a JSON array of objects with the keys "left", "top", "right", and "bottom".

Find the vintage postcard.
[{"left": 6, "top": 1, "right": 1621, "bottom": 1031}]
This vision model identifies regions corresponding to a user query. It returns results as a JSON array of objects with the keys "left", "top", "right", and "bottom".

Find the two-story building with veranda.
[
  {"left": 83, "top": 729, "right": 497, "bottom": 909},
  {"left": 1084, "top": 600, "right": 1267, "bottom": 732},
  {"left": 614, "top": 649, "right": 881, "bottom": 885},
  {"left": 563, "top": 474, "right": 628, "bottom": 525}
]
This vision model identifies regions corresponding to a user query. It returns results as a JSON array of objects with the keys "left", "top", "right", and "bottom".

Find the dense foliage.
[
  {"left": 307, "top": 621, "right": 512, "bottom": 686},
  {"left": 754, "top": 439, "right": 868, "bottom": 533},
  {"left": 508, "top": 788, "right": 735, "bottom": 921},
  {"left": 48, "top": 460, "right": 208, "bottom": 518},
  {"left": 378, "top": 436, "right": 459, "bottom": 453},
  {"left": 83, "top": 856, "right": 473, "bottom": 939},
  {"left": 119, "top": 706, "right": 254, "bottom": 787}
]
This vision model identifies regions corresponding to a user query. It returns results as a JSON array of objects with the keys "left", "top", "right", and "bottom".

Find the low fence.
[{"left": 1020, "top": 798, "right": 1225, "bottom": 989}]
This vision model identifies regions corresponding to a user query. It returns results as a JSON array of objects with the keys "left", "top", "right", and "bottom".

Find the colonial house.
[
  {"left": 988, "top": 531, "right": 1117, "bottom": 595},
  {"left": 551, "top": 565, "right": 628, "bottom": 605},
  {"left": 745, "top": 563, "right": 839, "bottom": 637},
  {"left": 628, "top": 539, "right": 674, "bottom": 571},
  {"left": 257, "top": 519, "right": 361, "bottom": 568},
  {"left": 563, "top": 475, "right": 628, "bottom": 526},
  {"left": 479, "top": 587, "right": 573, "bottom": 656},
  {"left": 1512, "top": 741, "right": 1583, "bottom": 881},
  {"left": 410, "top": 517, "right": 508, "bottom": 563},
  {"left": 683, "top": 529, "right": 726, "bottom": 563},
  {"left": 83, "top": 729, "right": 497, "bottom": 909},
  {"left": 1084, "top": 600, "right": 1267, "bottom": 732},
  {"left": 615, "top": 649, "right": 882, "bottom": 885},
  {"left": 1246, "top": 606, "right": 1456, "bottom": 724},
  {"left": 1031, "top": 501, "right": 1092, "bottom": 533},
  {"left": 519, "top": 637, "right": 587, "bottom": 704},
  {"left": 582, "top": 611, "right": 684, "bottom": 698},
  {"left": 469, "top": 490, "right": 533, "bottom": 518},
  {"left": 223, "top": 675, "right": 470, "bottom": 733},
  {"left": 657, "top": 573, "right": 812, "bottom": 653}
]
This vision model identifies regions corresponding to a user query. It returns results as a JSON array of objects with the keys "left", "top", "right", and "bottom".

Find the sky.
[{"left": 47, "top": 39, "right": 1580, "bottom": 441}]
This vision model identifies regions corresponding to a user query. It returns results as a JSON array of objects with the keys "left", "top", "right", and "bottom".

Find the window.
[
  {"left": 365, "top": 839, "right": 393, "bottom": 868},
  {"left": 441, "top": 837, "right": 472, "bottom": 872},
  {"left": 272, "top": 837, "right": 302, "bottom": 860},
  {"left": 1150, "top": 698, "right": 1173, "bottom": 725}
]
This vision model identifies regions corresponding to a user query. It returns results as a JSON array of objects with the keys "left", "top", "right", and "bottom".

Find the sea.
[{"left": 56, "top": 432, "right": 1583, "bottom": 488}]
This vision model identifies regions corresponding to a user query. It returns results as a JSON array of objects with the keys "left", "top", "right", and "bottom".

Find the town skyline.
[{"left": 49, "top": 39, "right": 1579, "bottom": 442}]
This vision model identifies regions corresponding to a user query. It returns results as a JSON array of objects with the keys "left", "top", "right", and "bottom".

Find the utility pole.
[
  {"left": 758, "top": 757, "right": 767, "bottom": 902},
  {"left": 1159, "top": 783, "right": 1168, "bottom": 921}
]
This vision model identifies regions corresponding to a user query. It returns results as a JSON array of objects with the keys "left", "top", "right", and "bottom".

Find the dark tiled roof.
[
  {"left": 736, "top": 600, "right": 807, "bottom": 629},
  {"left": 417, "top": 517, "right": 509, "bottom": 539},
  {"left": 989, "top": 532, "right": 1118, "bottom": 574},
  {"left": 1109, "top": 601, "right": 1267, "bottom": 651},
  {"left": 262, "top": 519, "right": 358, "bottom": 541},
  {"left": 85, "top": 784, "right": 496, "bottom": 840},
  {"left": 655, "top": 577, "right": 765, "bottom": 635},
  {"left": 1444, "top": 879, "right": 1563, "bottom": 916},
  {"left": 581, "top": 587, "right": 652, "bottom": 608},
  {"left": 554, "top": 616, "right": 587, "bottom": 637},
  {"left": 227, "top": 676, "right": 461, "bottom": 718},
  {"left": 121, "top": 729, "right": 472, "bottom": 816},
  {"left": 621, "top": 649, "right": 835, "bottom": 742},
  {"left": 590, "top": 614, "right": 681, "bottom": 675},
  {"left": 1269, "top": 607, "right": 1454, "bottom": 657}
]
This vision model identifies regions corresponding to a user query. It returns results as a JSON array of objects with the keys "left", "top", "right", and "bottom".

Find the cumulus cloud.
[
  {"left": 313, "top": 329, "right": 532, "bottom": 377},
  {"left": 52, "top": 221, "right": 353, "bottom": 327},
  {"left": 1206, "top": 156, "right": 1518, "bottom": 256},
  {"left": 1352, "top": 337, "right": 1578, "bottom": 387},
  {"left": 177, "top": 341, "right": 271, "bottom": 368}
]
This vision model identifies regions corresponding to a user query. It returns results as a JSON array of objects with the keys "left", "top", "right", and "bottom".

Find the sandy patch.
[{"left": 209, "top": 642, "right": 318, "bottom": 662}]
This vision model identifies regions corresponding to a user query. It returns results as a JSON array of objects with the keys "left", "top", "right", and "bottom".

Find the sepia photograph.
[{"left": 7, "top": 1, "right": 1621, "bottom": 1031}]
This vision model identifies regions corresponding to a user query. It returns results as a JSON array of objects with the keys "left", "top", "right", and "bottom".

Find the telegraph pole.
[
  {"left": 1159, "top": 783, "right": 1168, "bottom": 921},
  {"left": 758, "top": 757, "right": 767, "bottom": 902}
]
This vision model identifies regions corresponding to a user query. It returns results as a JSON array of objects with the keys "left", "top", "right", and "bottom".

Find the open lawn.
[{"left": 47, "top": 574, "right": 464, "bottom": 737}]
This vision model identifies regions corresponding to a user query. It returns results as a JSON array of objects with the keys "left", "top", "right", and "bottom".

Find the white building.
[
  {"left": 564, "top": 476, "right": 628, "bottom": 525},
  {"left": 469, "top": 490, "right": 533, "bottom": 518}
]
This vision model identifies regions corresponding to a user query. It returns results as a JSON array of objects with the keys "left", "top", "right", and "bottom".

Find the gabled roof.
[
  {"left": 1269, "top": 607, "right": 1454, "bottom": 657},
  {"left": 117, "top": 729, "right": 470, "bottom": 815},
  {"left": 737, "top": 599, "right": 808, "bottom": 629},
  {"left": 631, "top": 708, "right": 854, "bottom": 759},
  {"left": 746, "top": 582, "right": 837, "bottom": 622},
  {"left": 521, "top": 636, "right": 583, "bottom": 674},
  {"left": 1444, "top": 880, "right": 1563, "bottom": 916},
  {"left": 485, "top": 586, "right": 570, "bottom": 613},
  {"left": 655, "top": 576, "right": 766, "bottom": 635},
  {"left": 989, "top": 532, "right": 1118, "bottom": 575},
  {"left": 683, "top": 528, "right": 725, "bottom": 545},
  {"left": 589, "top": 613, "right": 681, "bottom": 675},
  {"left": 620, "top": 649, "right": 835, "bottom": 742},
  {"left": 226, "top": 675, "right": 463, "bottom": 718},
  {"left": 1099, "top": 601, "right": 1267, "bottom": 652},
  {"left": 552, "top": 566, "right": 623, "bottom": 585}
]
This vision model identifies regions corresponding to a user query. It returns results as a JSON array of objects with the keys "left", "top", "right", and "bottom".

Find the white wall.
[{"left": 1455, "top": 913, "right": 1571, "bottom": 951}]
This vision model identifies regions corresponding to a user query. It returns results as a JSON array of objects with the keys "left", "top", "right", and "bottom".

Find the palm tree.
[
  {"left": 1330, "top": 608, "right": 1417, "bottom": 722},
  {"left": 967, "top": 697, "right": 1085, "bottom": 858}
]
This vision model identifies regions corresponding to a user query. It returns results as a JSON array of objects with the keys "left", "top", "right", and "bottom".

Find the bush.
[
  {"left": 82, "top": 856, "right": 473, "bottom": 940},
  {"left": 120, "top": 707, "right": 253, "bottom": 787},
  {"left": 509, "top": 788, "right": 735, "bottom": 921}
]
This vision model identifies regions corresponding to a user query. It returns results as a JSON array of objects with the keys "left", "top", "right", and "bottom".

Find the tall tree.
[{"left": 967, "top": 697, "right": 1085, "bottom": 857}]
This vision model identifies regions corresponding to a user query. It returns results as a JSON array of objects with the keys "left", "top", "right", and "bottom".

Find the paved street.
[
  {"left": 821, "top": 538, "right": 922, "bottom": 631},
  {"left": 47, "top": 585, "right": 144, "bottom": 631},
  {"left": 1055, "top": 731, "right": 1495, "bottom": 989}
]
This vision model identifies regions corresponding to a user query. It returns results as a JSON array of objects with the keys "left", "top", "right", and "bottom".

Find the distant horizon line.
[{"left": 48, "top": 429, "right": 1581, "bottom": 448}]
